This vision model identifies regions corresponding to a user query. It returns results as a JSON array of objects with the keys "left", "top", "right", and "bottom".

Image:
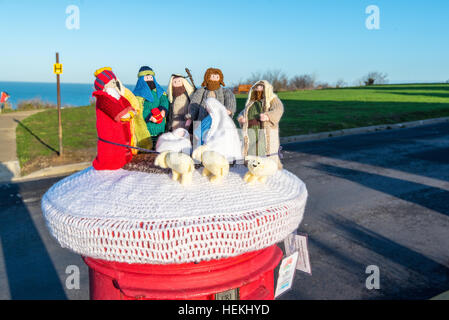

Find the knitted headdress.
[
  {"left": 137, "top": 66, "right": 155, "bottom": 78},
  {"left": 201, "top": 68, "right": 225, "bottom": 87},
  {"left": 167, "top": 74, "right": 195, "bottom": 103},
  {"left": 94, "top": 67, "right": 116, "bottom": 91},
  {"left": 133, "top": 66, "right": 165, "bottom": 103},
  {"left": 245, "top": 80, "right": 278, "bottom": 110}
]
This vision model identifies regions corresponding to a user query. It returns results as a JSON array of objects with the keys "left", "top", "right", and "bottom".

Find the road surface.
[{"left": 1, "top": 122, "right": 448, "bottom": 299}]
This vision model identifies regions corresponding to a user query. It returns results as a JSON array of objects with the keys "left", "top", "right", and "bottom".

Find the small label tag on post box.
[
  {"left": 284, "top": 233, "right": 312, "bottom": 275},
  {"left": 215, "top": 288, "right": 239, "bottom": 300},
  {"left": 275, "top": 251, "right": 299, "bottom": 298},
  {"left": 284, "top": 232, "right": 297, "bottom": 256},
  {"left": 294, "top": 234, "right": 312, "bottom": 275}
]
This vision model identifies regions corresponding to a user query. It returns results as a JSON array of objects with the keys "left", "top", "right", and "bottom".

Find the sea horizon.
[
  {"left": 1, "top": 80, "right": 446, "bottom": 109},
  {"left": 0, "top": 81, "right": 155, "bottom": 109}
]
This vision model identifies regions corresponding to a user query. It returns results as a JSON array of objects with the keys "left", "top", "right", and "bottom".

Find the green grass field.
[
  {"left": 16, "top": 105, "right": 97, "bottom": 174},
  {"left": 237, "top": 83, "right": 449, "bottom": 137},
  {"left": 16, "top": 83, "right": 449, "bottom": 174}
]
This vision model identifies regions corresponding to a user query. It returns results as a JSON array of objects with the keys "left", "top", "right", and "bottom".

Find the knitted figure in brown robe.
[
  {"left": 238, "top": 80, "right": 284, "bottom": 169},
  {"left": 186, "top": 68, "right": 236, "bottom": 127},
  {"left": 166, "top": 74, "right": 195, "bottom": 131}
]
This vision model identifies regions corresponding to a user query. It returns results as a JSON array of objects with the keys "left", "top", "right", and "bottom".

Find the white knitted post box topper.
[{"left": 42, "top": 165, "right": 308, "bottom": 264}]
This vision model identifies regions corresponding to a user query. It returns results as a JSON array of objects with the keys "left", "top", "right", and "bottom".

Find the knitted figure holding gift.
[
  {"left": 186, "top": 68, "right": 236, "bottom": 143},
  {"left": 244, "top": 156, "right": 278, "bottom": 184},
  {"left": 166, "top": 74, "right": 195, "bottom": 131},
  {"left": 92, "top": 67, "right": 136, "bottom": 170},
  {"left": 133, "top": 66, "right": 169, "bottom": 140},
  {"left": 238, "top": 80, "right": 284, "bottom": 169},
  {"left": 151, "top": 108, "right": 164, "bottom": 124}
]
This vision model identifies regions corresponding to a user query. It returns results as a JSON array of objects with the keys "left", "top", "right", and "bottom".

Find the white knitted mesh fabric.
[{"left": 42, "top": 165, "right": 308, "bottom": 264}]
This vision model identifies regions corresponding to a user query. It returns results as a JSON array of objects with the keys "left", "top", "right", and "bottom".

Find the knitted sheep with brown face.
[
  {"left": 244, "top": 156, "right": 278, "bottom": 184},
  {"left": 154, "top": 151, "right": 194, "bottom": 185}
]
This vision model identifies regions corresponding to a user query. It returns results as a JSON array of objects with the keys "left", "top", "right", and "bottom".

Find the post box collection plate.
[{"left": 215, "top": 288, "right": 240, "bottom": 300}]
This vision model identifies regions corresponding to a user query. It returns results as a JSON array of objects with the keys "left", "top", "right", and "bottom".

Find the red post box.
[{"left": 84, "top": 245, "right": 282, "bottom": 300}]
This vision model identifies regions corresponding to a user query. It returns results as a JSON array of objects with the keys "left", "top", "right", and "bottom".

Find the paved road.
[
  {"left": 282, "top": 122, "right": 449, "bottom": 299},
  {"left": 0, "top": 110, "right": 44, "bottom": 162},
  {"left": 0, "top": 176, "right": 88, "bottom": 299},
  {"left": 0, "top": 123, "right": 448, "bottom": 299}
]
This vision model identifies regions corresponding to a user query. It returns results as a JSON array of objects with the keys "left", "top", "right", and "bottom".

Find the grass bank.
[
  {"left": 16, "top": 83, "right": 449, "bottom": 174},
  {"left": 16, "top": 105, "right": 96, "bottom": 175},
  {"left": 236, "top": 83, "right": 449, "bottom": 137}
]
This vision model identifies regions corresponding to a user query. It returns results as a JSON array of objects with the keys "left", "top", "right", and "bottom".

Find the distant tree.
[
  {"left": 246, "top": 69, "right": 289, "bottom": 91},
  {"left": 362, "top": 72, "right": 388, "bottom": 86},
  {"left": 316, "top": 82, "right": 331, "bottom": 89},
  {"left": 246, "top": 72, "right": 262, "bottom": 85},
  {"left": 289, "top": 74, "right": 316, "bottom": 90},
  {"left": 335, "top": 79, "right": 347, "bottom": 88}
]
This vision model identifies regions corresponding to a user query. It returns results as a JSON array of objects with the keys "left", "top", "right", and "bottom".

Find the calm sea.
[{"left": 0, "top": 81, "right": 148, "bottom": 109}]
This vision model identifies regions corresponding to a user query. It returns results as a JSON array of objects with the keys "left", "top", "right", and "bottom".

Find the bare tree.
[
  {"left": 362, "top": 72, "right": 388, "bottom": 86},
  {"left": 246, "top": 69, "right": 289, "bottom": 91},
  {"left": 335, "top": 79, "right": 347, "bottom": 88},
  {"left": 316, "top": 82, "right": 331, "bottom": 89},
  {"left": 246, "top": 72, "right": 263, "bottom": 84},
  {"left": 289, "top": 74, "right": 316, "bottom": 90}
]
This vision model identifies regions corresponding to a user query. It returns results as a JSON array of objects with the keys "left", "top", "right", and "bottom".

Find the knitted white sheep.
[
  {"left": 192, "top": 145, "right": 229, "bottom": 183},
  {"left": 154, "top": 151, "right": 194, "bottom": 185},
  {"left": 244, "top": 156, "right": 278, "bottom": 184}
]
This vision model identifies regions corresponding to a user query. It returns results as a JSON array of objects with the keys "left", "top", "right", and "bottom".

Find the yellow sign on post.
[{"left": 53, "top": 63, "right": 63, "bottom": 74}]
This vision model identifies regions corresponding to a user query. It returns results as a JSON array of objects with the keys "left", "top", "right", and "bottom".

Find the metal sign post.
[{"left": 54, "top": 53, "right": 63, "bottom": 156}]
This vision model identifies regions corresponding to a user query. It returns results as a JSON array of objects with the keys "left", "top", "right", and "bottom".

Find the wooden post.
[{"left": 56, "top": 52, "right": 63, "bottom": 156}]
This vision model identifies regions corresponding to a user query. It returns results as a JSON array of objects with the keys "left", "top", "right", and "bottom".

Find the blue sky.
[{"left": 0, "top": 0, "right": 448, "bottom": 86}]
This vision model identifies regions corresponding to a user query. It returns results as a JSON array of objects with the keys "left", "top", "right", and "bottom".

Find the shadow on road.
[
  {"left": 0, "top": 176, "right": 67, "bottom": 299},
  {"left": 283, "top": 122, "right": 449, "bottom": 182},
  {"left": 326, "top": 213, "right": 449, "bottom": 299},
  {"left": 311, "top": 163, "right": 449, "bottom": 217}
]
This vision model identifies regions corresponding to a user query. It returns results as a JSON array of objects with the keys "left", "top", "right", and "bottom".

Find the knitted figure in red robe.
[{"left": 92, "top": 67, "right": 135, "bottom": 170}]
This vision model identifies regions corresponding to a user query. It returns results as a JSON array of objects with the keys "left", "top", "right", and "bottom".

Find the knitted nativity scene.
[{"left": 41, "top": 67, "right": 308, "bottom": 265}]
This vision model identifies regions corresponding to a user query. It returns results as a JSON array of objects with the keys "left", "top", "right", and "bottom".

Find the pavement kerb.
[
  {"left": 280, "top": 116, "right": 449, "bottom": 144},
  {"left": 2, "top": 162, "right": 91, "bottom": 184}
]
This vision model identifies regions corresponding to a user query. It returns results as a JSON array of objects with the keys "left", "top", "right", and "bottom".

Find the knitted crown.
[
  {"left": 94, "top": 67, "right": 116, "bottom": 91},
  {"left": 138, "top": 66, "right": 155, "bottom": 78}
]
